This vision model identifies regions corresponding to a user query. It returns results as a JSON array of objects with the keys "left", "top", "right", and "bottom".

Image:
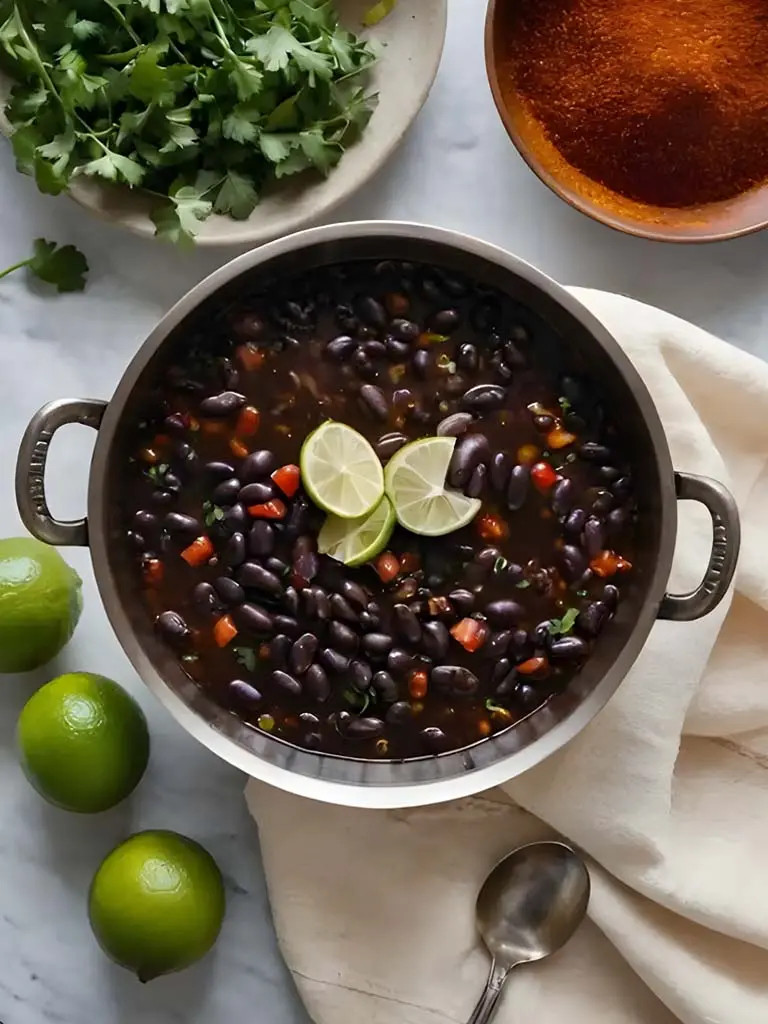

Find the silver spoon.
[{"left": 467, "top": 841, "right": 590, "bottom": 1024}]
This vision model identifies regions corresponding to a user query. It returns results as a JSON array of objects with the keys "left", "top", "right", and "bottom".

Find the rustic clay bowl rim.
[{"left": 484, "top": 0, "right": 768, "bottom": 244}]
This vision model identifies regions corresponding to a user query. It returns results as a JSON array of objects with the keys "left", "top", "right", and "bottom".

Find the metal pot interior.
[{"left": 97, "top": 231, "right": 673, "bottom": 788}]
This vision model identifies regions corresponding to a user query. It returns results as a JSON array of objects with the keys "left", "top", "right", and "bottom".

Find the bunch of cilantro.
[{"left": 0, "top": 0, "right": 377, "bottom": 244}]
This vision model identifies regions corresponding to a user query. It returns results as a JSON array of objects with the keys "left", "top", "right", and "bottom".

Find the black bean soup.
[{"left": 119, "top": 259, "right": 636, "bottom": 760}]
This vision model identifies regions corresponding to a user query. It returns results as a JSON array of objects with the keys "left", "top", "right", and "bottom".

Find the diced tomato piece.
[
  {"left": 247, "top": 500, "right": 287, "bottom": 520},
  {"left": 213, "top": 614, "right": 238, "bottom": 648},
  {"left": 236, "top": 344, "right": 265, "bottom": 371},
  {"left": 181, "top": 535, "right": 214, "bottom": 566},
  {"left": 477, "top": 719, "right": 492, "bottom": 737},
  {"left": 143, "top": 557, "right": 164, "bottom": 586},
  {"left": 270, "top": 464, "right": 300, "bottom": 498},
  {"left": 229, "top": 438, "right": 249, "bottom": 459},
  {"left": 546, "top": 427, "right": 576, "bottom": 450},
  {"left": 590, "top": 550, "right": 633, "bottom": 577},
  {"left": 530, "top": 462, "right": 559, "bottom": 492},
  {"left": 450, "top": 617, "right": 489, "bottom": 652},
  {"left": 399, "top": 551, "right": 421, "bottom": 574},
  {"left": 408, "top": 669, "right": 429, "bottom": 699},
  {"left": 476, "top": 512, "right": 509, "bottom": 542},
  {"left": 236, "top": 405, "right": 260, "bottom": 437},
  {"left": 374, "top": 552, "right": 400, "bottom": 583},
  {"left": 516, "top": 656, "right": 548, "bottom": 675}
]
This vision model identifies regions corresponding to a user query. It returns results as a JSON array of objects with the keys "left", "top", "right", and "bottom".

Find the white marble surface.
[{"left": 1, "top": 1, "right": 767, "bottom": 1021}]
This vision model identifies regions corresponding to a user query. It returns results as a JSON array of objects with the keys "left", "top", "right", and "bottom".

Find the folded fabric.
[{"left": 247, "top": 289, "right": 768, "bottom": 1024}]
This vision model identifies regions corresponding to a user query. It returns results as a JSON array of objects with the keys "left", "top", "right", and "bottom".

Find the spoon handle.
[{"left": 467, "top": 959, "right": 510, "bottom": 1024}]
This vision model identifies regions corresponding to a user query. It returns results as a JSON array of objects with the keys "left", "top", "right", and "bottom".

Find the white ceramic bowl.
[{"left": 0, "top": 0, "right": 447, "bottom": 245}]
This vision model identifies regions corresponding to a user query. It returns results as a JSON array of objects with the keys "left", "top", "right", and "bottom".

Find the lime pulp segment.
[
  {"left": 317, "top": 496, "right": 396, "bottom": 566},
  {"left": 300, "top": 422, "right": 384, "bottom": 519}
]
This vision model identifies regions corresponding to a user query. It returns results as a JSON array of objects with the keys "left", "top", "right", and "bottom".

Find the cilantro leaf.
[
  {"left": 80, "top": 150, "right": 145, "bottom": 187},
  {"left": 233, "top": 647, "right": 257, "bottom": 672},
  {"left": 151, "top": 186, "right": 213, "bottom": 246},
  {"left": 0, "top": 239, "right": 88, "bottom": 293},
  {"left": 214, "top": 171, "right": 259, "bottom": 220},
  {"left": 546, "top": 608, "right": 580, "bottom": 637}
]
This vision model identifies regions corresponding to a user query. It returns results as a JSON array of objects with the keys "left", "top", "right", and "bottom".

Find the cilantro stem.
[
  {"left": 0, "top": 259, "right": 31, "bottom": 281},
  {"left": 100, "top": 0, "right": 142, "bottom": 47},
  {"left": 11, "top": 3, "right": 64, "bottom": 108}
]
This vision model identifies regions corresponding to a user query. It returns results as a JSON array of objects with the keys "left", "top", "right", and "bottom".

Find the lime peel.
[{"left": 318, "top": 496, "right": 396, "bottom": 566}]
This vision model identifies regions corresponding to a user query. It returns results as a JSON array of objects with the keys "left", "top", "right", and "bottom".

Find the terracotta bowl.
[{"left": 484, "top": 0, "right": 768, "bottom": 243}]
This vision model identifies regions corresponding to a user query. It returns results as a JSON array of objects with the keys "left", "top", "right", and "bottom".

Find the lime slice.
[
  {"left": 301, "top": 422, "right": 384, "bottom": 519},
  {"left": 384, "top": 437, "right": 482, "bottom": 537},
  {"left": 318, "top": 496, "right": 396, "bottom": 567}
]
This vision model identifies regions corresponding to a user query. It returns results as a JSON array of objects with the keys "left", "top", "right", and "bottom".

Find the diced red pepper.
[
  {"left": 229, "top": 438, "right": 249, "bottom": 459},
  {"left": 374, "top": 552, "right": 400, "bottom": 583},
  {"left": 235, "top": 405, "right": 261, "bottom": 437},
  {"left": 476, "top": 512, "right": 509, "bottom": 542},
  {"left": 213, "top": 614, "right": 238, "bottom": 648},
  {"left": 530, "top": 462, "right": 559, "bottom": 492},
  {"left": 270, "top": 464, "right": 300, "bottom": 499},
  {"left": 477, "top": 719, "right": 492, "bottom": 737},
  {"left": 450, "top": 617, "right": 489, "bottom": 652},
  {"left": 181, "top": 535, "right": 214, "bottom": 566},
  {"left": 236, "top": 344, "right": 265, "bottom": 371},
  {"left": 546, "top": 427, "right": 576, "bottom": 450},
  {"left": 517, "top": 656, "right": 548, "bottom": 675},
  {"left": 408, "top": 669, "right": 429, "bottom": 699},
  {"left": 143, "top": 557, "right": 164, "bottom": 586},
  {"left": 590, "top": 550, "right": 633, "bottom": 577},
  {"left": 247, "top": 500, "right": 287, "bottom": 520}
]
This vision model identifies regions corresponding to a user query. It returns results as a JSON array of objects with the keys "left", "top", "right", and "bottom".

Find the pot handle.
[
  {"left": 658, "top": 472, "right": 740, "bottom": 622},
  {"left": 16, "top": 398, "right": 107, "bottom": 547}
]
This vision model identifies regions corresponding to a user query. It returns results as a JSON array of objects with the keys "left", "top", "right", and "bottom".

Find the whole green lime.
[
  {"left": 89, "top": 830, "right": 226, "bottom": 982},
  {"left": 0, "top": 537, "right": 82, "bottom": 673},
  {"left": 17, "top": 672, "right": 149, "bottom": 813}
]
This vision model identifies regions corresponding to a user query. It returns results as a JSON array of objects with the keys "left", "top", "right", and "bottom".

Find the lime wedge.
[
  {"left": 318, "top": 496, "right": 396, "bottom": 567},
  {"left": 384, "top": 437, "right": 482, "bottom": 537},
  {"left": 301, "top": 422, "right": 384, "bottom": 519}
]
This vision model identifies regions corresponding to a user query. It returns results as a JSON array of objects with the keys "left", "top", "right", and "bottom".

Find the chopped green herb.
[
  {"left": 343, "top": 688, "right": 370, "bottom": 713},
  {"left": 558, "top": 396, "right": 572, "bottom": 413},
  {"left": 234, "top": 646, "right": 258, "bottom": 672},
  {"left": 257, "top": 713, "right": 275, "bottom": 732},
  {"left": 147, "top": 463, "right": 170, "bottom": 483},
  {"left": 493, "top": 556, "right": 508, "bottom": 574},
  {"left": 0, "top": 239, "right": 88, "bottom": 293},
  {"left": 202, "top": 501, "right": 224, "bottom": 527},
  {"left": 515, "top": 579, "right": 531, "bottom": 589},
  {"left": 422, "top": 332, "right": 449, "bottom": 345},
  {"left": 485, "top": 697, "right": 506, "bottom": 714},
  {"left": 547, "top": 607, "right": 580, "bottom": 636},
  {"left": 576, "top": 588, "right": 588, "bottom": 598}
]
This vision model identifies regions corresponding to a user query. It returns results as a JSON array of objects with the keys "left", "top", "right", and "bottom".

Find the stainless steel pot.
[{"left": 15, "top": 222, "right": 740, "bottom": 809}]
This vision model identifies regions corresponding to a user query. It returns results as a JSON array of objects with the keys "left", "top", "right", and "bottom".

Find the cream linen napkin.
[{"left": 246, "top": 289, "right": 768, "bottom": 1024}]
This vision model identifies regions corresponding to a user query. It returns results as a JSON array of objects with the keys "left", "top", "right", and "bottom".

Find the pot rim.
[{"left": 87, "top": 220, "right": 677, "bottom": 808}]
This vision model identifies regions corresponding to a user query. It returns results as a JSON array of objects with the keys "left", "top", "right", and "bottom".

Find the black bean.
[
  {"left": 361, "top": 340, "right": 387, "bottom": 361},
  {"left": 448, "top": 433, "right": 490, "bottom": 488},
  {"left": 431, "top": 308, "right": 461, "bottom": 334},
  {"left": 583, "top": 516, "right": 605, "bottom": 559},
  {"left": 372, "top": 671, "right": 398, "bottom": 702},
  {"left": 579, "top": 442, "right": 612, "bottom": 463},
  {"left": 359, "top": 610, "right": 380, "bottom": 631},
  {"left": 549, "top": 636, "right": 589, "bottom": 661},
  {"left": 283, "top": 586, "right": 300, "bottom": 616},
  {"left": 466, "top": 462, "right": 487, "bottom": 499},
  {"left": 213, "top": 477, "right": 242, "bottom": 506},
  {"left": 460, "top": 383, "right": 507, "bottom": 414},
  {"left": 319, "top": 648, "right": 350, "bottom": 675},
  {"left": 613, "top": 476, "right": 633, "bottom": 500},
  {"left": 274, "top": 615, "right": 300, "bottom": 638},
  {"left": 487, "top": 452, "right": 510, "bottom": 492},
  {"left": 420, "top": 276, "right": 444, "bottom": 302},
  {"left": 164, "top": 472, "right": 182, "bottom": 494},
  {"left": 490, "top": 352, "right": 514, "bottom": 382},
  {"left": 150, "top": 490, "right": 174, "bottom": 508},
  {"left": 249, "top": 521, "right": 275, "bottom": 557},
  {"left": 214, "top": 576, "right": 245, "bottom": 606},
  {"left": 602, "top": 584, "right": 620, "bottom": 611},
  {"left": 223, "top": 532, "right": 246, "bottom": 567},
  {"left": 431, "top": 665, "right": 479, "bottom": 696},
  {"left": 503, "top": 338, "right": 526, "bottom": 369},
  {"left": 352, "top": 349, "right": 375, "bottom": 380},
  {"left": 163, "top": 512, "right": 200, "bottom": 538},
  {"left": 231, "top": 311, "right": 265, "bottom": 342},
  {"left": 326, "top": 335, "right": 357, "bottom": 361},
  {"left": 412, "top": 349, "right": 431, "bottom": 378},
  {"left": 559, "top": 545, "right": 587, "bottom": 582},
  {"left": 156, "top": 610, "right": 189, "bottom": 641},
  {"left": 308, "top": 586, "right": 331, "bottom": 620},
  {"left": 374, "top": 432, "right": 408, "bottom": 459},
  {"left": 270, "top": 634, "right": 293, "bottom": 669},
  {"left": 390, "top": 318, "right": 420, "bottom": 342},
  {"left": 305, "top": 664, "right": 331, "bottom": 702},
  {"left": 515, "top": 682, "right": 540, "bottom": 711},
  {"left": 238, "top": 562, "right": 283, "bottom": 597},
  {"left": 475, "top": 547, "right": 501, "bottom": 572},
  {"left": 340, "top": 580, "right": 368, "bottom": 611},
  {"left": 193, "top": 581, "right": 221, "bottom": 615},
  {"left": 163, "top": 413, "right": 188, "bottom": 435},
  {"left": 389, "top": 604, "right": 420, "bottom": 644},
  {"left": 448, "top": 589, "right": 475, "bottom": 614},
  {"left": 361, "top": 633, "right": 393, "bottom": 659},
  {"left": 577, "top": 601, "right": 609, "bottom": 638},
  {"left": 133, "top": 510, "right": 159, "bottom": 535},
  {"left": 386, "top": 701, "right": 413, "bottom": 725},
  {"left": 533, "top": 414, "right": 554, "bottom": 432},
  {"left": 293, "top": 550, "right": 319, "bottom": 584},
  {"left": 272, "top": 670, "right": 302, "bottom": 697},
  {"left": 203, "top": 462, "right": 236, "bottom": 484},
  {"left": 357, "top": 296, "right": 387, "bottom": 328},
  {"left": 347, "top": 717, "right": 385, "bottom": 740},
  {"left": 223, "top": 504, "right": 248, "bottom": 531},
  {"left": 507, "top": 464, "right": 530, "bottom": 511},
  {"left": 592, "top": 490, "right": 614, "bottom": 515},
  {"left": 239, "top": 481, "right": 276, "bottom": 505},
  {"left": 551, "top": 478, "right": 575, "bottom": 516},
  {"left": 385, "top": 336, "right": 411, "bottom": 361},
  {"left": 491, "top": 658, "right": 512, "bottom": 684},
  {"left": 299, "top": 712, "right": 320, "bottom": 726},
  {"left": 607, "top": 507, "right": 629, "bottom": 535},
  {"left": 284, "top": 494, "right": 312, "bottom": 539},
  {"left": 328, "top": 593, "right": 358, "bottom": 625},
  {"left": 598, "top": 465, "right": 621, "bottom": 483},
  {"left": 437, "top": 412, "right": 473, "bottom": 437},
  {"left": 421, "top": 620, "right": 450, "bottom": 660},
  {"left": 485, "top": 599, "right": 524, "bottom": 627},
  {"left": 456, "top": 342, "right": 478, "bottom": 372},
  {"left": 510, "top": 628, "right": 530, "bottom": 652},
  {"left": 229, "top": 679, "right": 262, "bottom": 708},
  {"left": 200, "top": 391, "right": 246, "bottom": 417},
  {"left": 564, "top": 508, "right": 587, "bottom": 537},
  {"left": 387, "top": 648, "right": 417, "bottom": 677},
  {"left": 127, "top": 530, "right": 145, "bottom": 551},
  {"left": 420, "top": 726, "right": 450, "bottom": 752},
  {"left": 234, "top": 603, "right": 273, "bottom": 634},
  {"left": 533, "top": 620, "right": 551, "bottom": 646},
  {"left": 329, "top": 621, "right": 359, "bottom": 656},
  {"left": 290, "top": 633, "right": 319, "bottom": 675},
  {"left": 358, "top": 384, "right": 389, "bottom": 421},
  {"left": 495, "top": 669, "right": 518, "bottom": 697},
  {"left": 240, "top": 450, "right": 277, "bottom": 482},
  {"left": 505, "top": 562, "right": 524, "bottom": 583},
  {"left": 484, "top": 630, "right": 513, "bottom": 659}
]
